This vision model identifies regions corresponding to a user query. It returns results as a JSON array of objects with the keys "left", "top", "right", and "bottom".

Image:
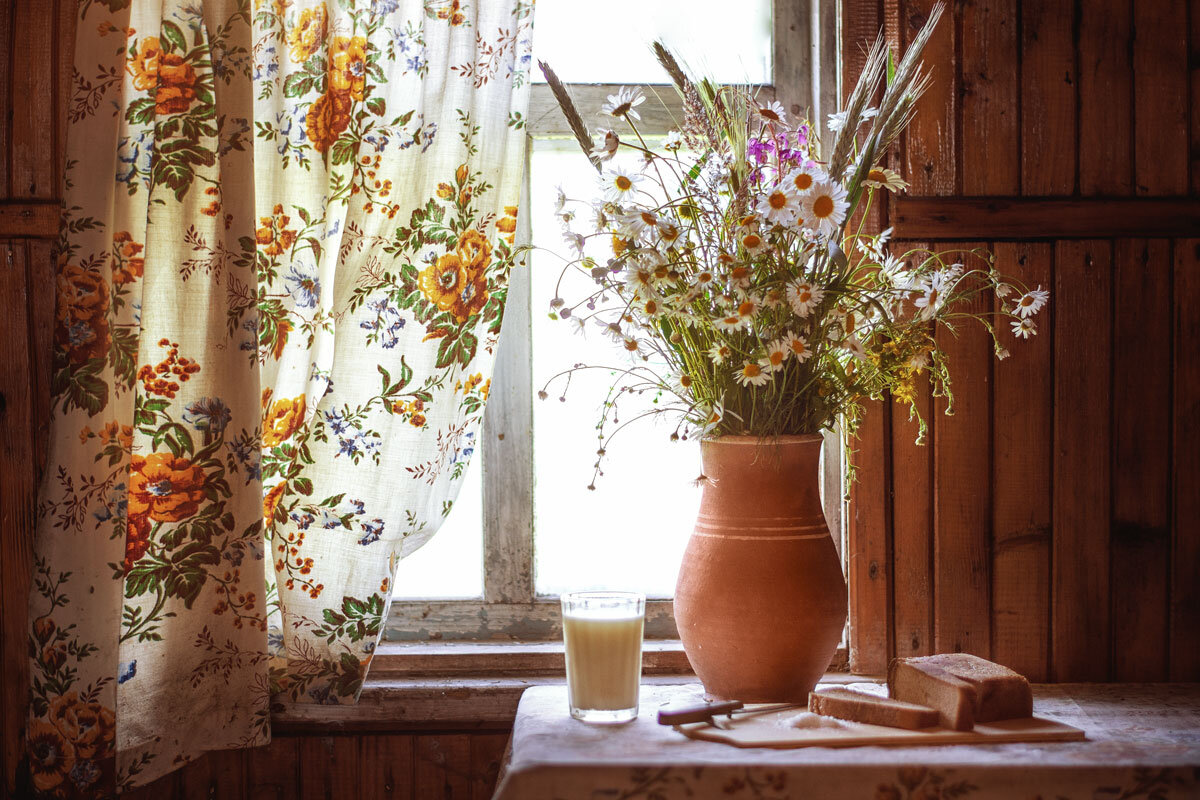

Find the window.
[{"left": 387, "top": 0, "right": 841, "bottom": 642}]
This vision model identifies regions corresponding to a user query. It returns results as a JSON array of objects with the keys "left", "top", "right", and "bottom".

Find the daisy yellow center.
[
  {"left": 624, "top": 339, "right": 638, "bottom": 351},
  {"left": 722, "top": 316, "right": 740, "bottom": 325},
  {"left": 769, "top": 191, "right": 788, "bottom": 210},
  {"left": 654, "top": 266, "right": 669, "bottom": 279},
  {"left": 731, "top": 267, "right": 750, "bottom": 280},
  {"left": 791, "top": 341, "right": 806, "bottom": 355},
  {"left": 719, "top": 346, "right": 731, "bottom": 356},
  {"left": 1020, "top": 296, "right": 1033, "bottom": 307},
  {"left": 799, "top": 290, "right": 812, "bottom": 303},
  {"left": 738, "top": 301, "right": 755, "bottom": 317},
  {"left": 743, "top": 363, "right": 762, "bottom": 377},
  {"left": 698, "top": 272, "right": 713, "bottom": 283},
  {"left": 641, "top": 212, "right": 657, "bottom": 225},
  {"left": 742, "top": 234, "right": 761, "bottom": 248},
  {"left": 739, "top": 214, "right": 757, "bottom": 226},
  {"left": 813, "top": 195, "right": 834, "bottom": 218},
  {"left": 793, "top": 173, "right": 813, "bottom": 191},
  {"left": 769, "top": 351, "right": 785, "bottom": 366},
  {"left": 868, "top": 169, "right": 886, "bottom": 182},
  {"left": 679, "top": 375, "right": 693, "bottom": 387},
  {"left": 644, "top": 300, "right": 658, "bottom": 314},
  {"left": 760, "top": 107, "right": 780, "bottom": 121},
  {"left": 613, "top": 102, "right": 632, "bottom": 116},
  {"left": 615, "top": 175, "right": 632, "bottom": 191}
]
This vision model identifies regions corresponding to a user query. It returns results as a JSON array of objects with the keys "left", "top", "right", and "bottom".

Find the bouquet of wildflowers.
[{"left": 538, "top": 4, "right": 1048, "bottom": 481}]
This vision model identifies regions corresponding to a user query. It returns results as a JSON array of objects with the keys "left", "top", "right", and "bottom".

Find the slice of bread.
[
  {"left": 888, "top": 653, "right": 1034, "bottom": 731},
  {"left": 808, "top": 687, "right": 940, "bottom": 729}
]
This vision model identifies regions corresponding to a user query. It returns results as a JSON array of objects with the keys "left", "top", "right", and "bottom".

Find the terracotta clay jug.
[{"left": 673, "top": 434, "right": 847, "bottom": 702}]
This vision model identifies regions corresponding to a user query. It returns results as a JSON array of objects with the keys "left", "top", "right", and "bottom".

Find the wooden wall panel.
[
  {"left": 903, "top": 0, "right": 957, "bottom": 195},
  {"left": 1110, "top": 240, "right": 1171, "bottom": 681},
  {"left": 1019, "top": 0, "right": 1077, "bottom": 195},
  {"left": 1133, "top": 0, "right": 1189, "bottom": 195},
  {"left": 990, "top": 242, "right": 1052, "bottom": 682},
  {"left": 1078, "top": 0, "right": 1131, "bottom": 196},
  {"left": 1171, "top": 239, "right": 1200, "bottom": 680},
  {"left": 960, "top": 0, "right": 1018, "bottom": 194}
]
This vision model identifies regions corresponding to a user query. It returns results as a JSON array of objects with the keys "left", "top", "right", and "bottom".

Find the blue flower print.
[{"left": 285, "top": 265, "right": 320, "bottom": 309}]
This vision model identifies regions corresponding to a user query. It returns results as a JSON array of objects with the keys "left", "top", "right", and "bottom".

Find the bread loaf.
[
  {"left": 808, "top": 687, "right": 940, "bottom": 729},
  {"left": 888, "top": 653, "right": 1033, "bottom": 731}
]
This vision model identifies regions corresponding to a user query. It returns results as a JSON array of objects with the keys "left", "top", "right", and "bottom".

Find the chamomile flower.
[
  {"left": 737, "top": 213, "right": 760, "bottom": 230},
  {"left": 663, "top": 130, "right": 683, "bottom": 150},
  {"left": 1011, "top": 318, "right": 1037, "bottom": 339},
  {"left": 592, "top": 129, "right": 620, "bottom": 162},
  {"left": 785, "top": 164, "right": 825, "bottom": 195},
  {"left": 708, "top": 342, "right": 733, "bottom": 364},
  {"left": 740, "top": 230, "right": 768, "bottom": 255},
  {"left": 1015, "top": 285, "right": 1049, "bottom": 318},
  {"left": 601, "top": 86, "right": 646, "bottom": 121},
  {"left": 845, "top": 335, "right": 868, "bottom": 361},
  {"left": 637, "top": 296, "right": 665, "bottom": 319},
  {"left": 762, "top": 287, "right": 786, "bottom": 309},
  {"left": 735, "top": 296, "right": 759, "bottom": 322},
  {"left": 735, "top": 360, "right": 771, "bottom": 387},
  {"left": 761, "top": 340, "right": 789, "bottom": 372},
  {"left": 623, "top": 265, "right": 657, "bottom": 297},
  {"left": 862, "top": 166, "right": 909, "bottom": 193},
  {"left": 620, "top": 208, "right": 659, "bottom": 238},
  {"left": 787, "top": 280, "right": 824, "bottom": 317},
  {"left": 801, "top": 181, "right": 849, "bottom": 236},
  {"left": 562, "top": 230, "right": 585, "bottom": 253},
  {"left": 602, "top": 165, "right": 643, "bottom": 202},
  {"left": 553, "top": 187, "right": 568, "bottom": 215},
  {"left": 755, "top": 100, "right": 788, "bottom": 124},
  {"left": 670, "top": 372, "right": 696, "bottom": 395},
  {"left": 757, "top": 185, "right": 800, "bottom": 225},
  {"left": 715, "top": 313, "right": 746, "bottom": 331},
  {"left": 694, "top": 269, "right": 716, "bottom": 287},
  {"left": 694, "top": 399, "right": 725, "bottom": 433},
  {"left": 913, "top": 271, "right": 948, "bottom": 320},
  {"left": 827, "top": 106, "right": 877, "bottom": 133},
  {"left": 728, "top": 265, "right": 754, "bottom": 289},
  {"left": 784, "top": 331, "right": 812, "bottom": 362},
  {"left": 657, "top": 222, "right": 683, "bottom": 249}
]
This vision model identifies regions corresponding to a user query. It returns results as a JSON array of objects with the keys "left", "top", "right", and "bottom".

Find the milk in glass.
[{"left": 561, "top": 592, "right": 645, "bottom": 723}]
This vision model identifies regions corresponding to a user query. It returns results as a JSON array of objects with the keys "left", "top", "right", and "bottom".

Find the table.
[{"left": 493, "top": 682, "right": 1200, "bottom": 799}]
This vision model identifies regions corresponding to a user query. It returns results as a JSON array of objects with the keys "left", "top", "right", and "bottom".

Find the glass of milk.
[{"left": 561, "top": 591, "right": 646, "bottom": 723}]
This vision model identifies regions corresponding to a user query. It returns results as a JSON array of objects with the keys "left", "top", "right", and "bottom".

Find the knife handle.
[{"left": 656, "top": 700, "right": 744, "bottom": 726}]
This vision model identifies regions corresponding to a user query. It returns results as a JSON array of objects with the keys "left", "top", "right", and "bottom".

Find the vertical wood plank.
[
  {"left": 849, "top": 398, "right": 891, "bottom": 674},
  {"left": 0, "top": 0, "right": 13, "bottom": 198},
  {"left": 54, "top": 0, "right": 76, "bottom": 195},
  {"left": 1133, "top": 0, "right": 1189, "bottom": 195},
  {"left": 932, "top": 243, "right": 992, "bottom": 657},
  {"left": 9, "top": 0, "right": 55, "bottom": 197},
  {"left": 903, "top": 0, "right": 958, "bottom": 195},
  {"left": 961, "top": 0, "right": 1019, "bottom": 194},
  {"left": 359, "top": 735, "right": 415, "bottom": 800},
  {"left": 0, "top": 240, "right": 35, "bottom": 795},
  {"left": 246, "top": 736, "right": 302, "bottom": 800},
  {"left": 177, "top": 749, "right": 247, "bottom": 800},
  {"left": 1191, "top": 5, "right": 1200, "bottom": 194},
  {"left": 414, "top": 735, "right": 471, "bottom": 800},
  {"left": 1078, "top": 0, "right": 1132, "bottom": 195},
  {"left": 991, "top": 242, "right": 1052, "bottom": 681},
  {"left": 1171, "top": 239, "right": 1200, "bottom": 680},
  {"left": 1110, "top": 239, "right": 1171, "bottom": 681},
  {"left": 1052, "top": 240, "right": 1112, "bottom": 681},
  {"left": 468, "top": 733, "right": 509, "bottom": 800},
  {"left": 28, "top": 239, "right": 54, "bottom": 473},
  {"left": 299, "top": 736, "right": 360, "bottom": 800},
  {"left": 1020, "top": 0, "right": 1077, "bottom": 194}
]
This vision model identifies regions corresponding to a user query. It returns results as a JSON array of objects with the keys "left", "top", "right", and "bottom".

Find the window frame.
[{"left": 386, "top": 0, "right": 842, "bottom": 643}]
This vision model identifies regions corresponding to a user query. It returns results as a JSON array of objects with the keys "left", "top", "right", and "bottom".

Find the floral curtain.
[{"left": 27, "top": 0, "right": 533, "bottom": 794}]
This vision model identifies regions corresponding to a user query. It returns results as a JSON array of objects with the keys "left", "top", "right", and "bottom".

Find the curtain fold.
[{"left": 27, "top": 0, "right": 533, "bottom": 794}]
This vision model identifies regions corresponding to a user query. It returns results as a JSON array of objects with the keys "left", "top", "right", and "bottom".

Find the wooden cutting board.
[{"left": 678, "top": 711, "right": 1086, "bottom": 749}]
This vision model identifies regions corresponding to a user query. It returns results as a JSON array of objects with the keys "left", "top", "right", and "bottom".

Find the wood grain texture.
[
  {"left": 1110, "top": 239, "right": 1171, "bottom": 681},
  {"left": 1191, "top": 5, "right": 1200, "bottom": 194},
  {"left": 0, "top": 200, "right": 59, "bottom": 237},
  {"left": 0, "top": 0, "right": 11, "bottom": 198},
  {"left": 54, "top": 0, "right": 75, "bottom": 195},
  {"left": 176, "top": 748, "right": 248, "bottom": 800},
  {"left": 299, "top": 736, "right": 361, "bottom": 800},
  {"left": 9, "top": 0, "right": 55, "bottom": 198},
  {"left": 891, "top": 197, "right": 1200, "bottom": 240},
  {"left": 28, "top": 239, "right": 53, "bottom": 473},
  {"left": 1019, "top": 0, "right": 1076, "bottom": 195},
  {"left": 0, "top": 240, "right": 35, "bottom": 794},
  {"left": 359, "top": 735, "right": 415, "bottom": 800},
  {"left": 961, "top": 0, "right": 1019, "bottom": 194},
  {"left": 415, "top": 734, "right": 472, "bottom": 800},
  {"left": 1133, "top": 0, "right": 1189, "bottom": 195},
  {"left": 890, "top": 377, "right": 933, "bottom": 660},
  {"left": 848, "top": 398, "right": 891, "bottom": 675},
  {"left": 469, "top": 732, "right": 509, "bottom": 800},
  {"left": 990, "top": 242, "right": 1052, "bottom": 681},
  {"left": 903, "top": 0, "right": 957, "bottom": 195},
  {"left": 1078, "top": 0, "right": 1132, "bottom": 195},
  {"left": 1171, "top": 239, "right": 1200, "bottom": 680},
  {"left": 1051, "top": 240, "right": 1112, "bottom": 682},
  {"left": 244, "top": 736, "right": 301, "bottom": 800},
  {"left": 932, "top": 243, "right": 993, "bottom": 657}
]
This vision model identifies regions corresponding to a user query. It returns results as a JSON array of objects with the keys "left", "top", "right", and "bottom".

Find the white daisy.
[
  {"left": 801, "top": 181, "right": 849, "bottom": 236},
  {"left": 621, "top": 335, "right": 642, "bottom": 355},
  {"left": 845, "top": 335, "right": 868, "bottom": 361},
  {"left": 623, "top": 266, "right": 656, "bottom": 298},
  {"left": 784, "top": 164, "right": 826, "bottom": 195},
  {"left": 783, "top": 331, "right": 812, "bottom": 363},
  {"left": 637, "top": 296, "right": 665, "bottom": 319},
  {"left": 1015, "top": 285, "right": 1049, "bottom": 318},
  {"left": 862, "top": 166, "right": 909, "bottom": 193},
  {"left": 786, "top": 280, "right": 824, "bottom": 317},
  {"left": 760, "top": 340, "right": 789, "bottom": 372},
  {"left": 657, "top": 221, "right": 683, "bottom": 249},
  {"left": 827, "top": 106, "right": 877, "bottom": 133},
  {"left": 1012, "top": 318, "right": 1037, "bottom": 339},
  {"left": 734, "top": 360, "right": 771, "bottom": 387},
  {"left": 670, "top": 372, "right": 695, "bottom": 396},
  {"left": 735, "top": 296, "right": 759, "bottom": 322},
  {"left": 663, "top": 130, "right": 683, "bottom": 150},
  {"left": 591, "top": 129, "right": 620, "bottom": 162},
  {"left": 757, "top": 185, "right": 800, "bottom": 225},
  {"left": 562, "top": 230, "right": 585, "bottom": 253},
  {"left": 913, "top": 272, "right": 948, "bottom": 320},
  {"left": 694, "top": 270, "right": 716, "bottom": 287},
  {"left": 728, "top": 265, "right": 754, "bottom": 290},
  {"left": 708, "top": 342, "right": 733, "bottom": 365},
  {"left": 602, "top": 165, "right": 643, "bottom": 203},
  {"left": 601, "top": 86, "right": 646, "bottom": 121},
  {"left": 553, "top": 187, "right": 568, "bottom": 215},
  {"left": 620, "top": 208, "right": 659, "bottom": 239},
  {"left": 714, "top": 313, "right": 746, "bottom": 331},
  {"left": 755, "top": 100, "right": 788, "bottom": 124},
  {"left": 740, "top": 230, "right": 768, "bottom": 256},
  {"left": 694, "top": 399, "right": 725, "bottom": 434},
  {"left": 762, "top": 287, "right": 786, "bottom": 309}
]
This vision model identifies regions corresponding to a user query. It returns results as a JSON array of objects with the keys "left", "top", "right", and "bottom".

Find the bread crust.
[
  {"left": 887, "top": 654, "right": 1034, "bottom": 730},
  {"left": 808, "top": 687, "right": 940, "bottom": 729}
]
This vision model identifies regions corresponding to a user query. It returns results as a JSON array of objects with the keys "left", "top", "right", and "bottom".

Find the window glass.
[
  {"left": 531, "top": 0, "right": 772, "bottom": 85},
  {"left": 391, "top": 454, "right": 484, "bottom": 599},
  {"left": 531, "top": 140, "right": 700, "bottom": 598}
]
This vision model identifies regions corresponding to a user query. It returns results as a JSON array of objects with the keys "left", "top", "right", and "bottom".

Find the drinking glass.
[{"left": 561, "top": 591, "right": 646, "bottom": 723}]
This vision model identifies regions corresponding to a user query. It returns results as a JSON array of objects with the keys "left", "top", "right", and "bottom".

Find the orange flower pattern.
[{"left": 34, "top": 0, "right": 532, "bottom": 794}]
